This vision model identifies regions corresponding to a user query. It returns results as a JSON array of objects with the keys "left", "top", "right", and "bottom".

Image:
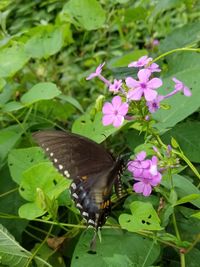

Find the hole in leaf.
[
  {"left": 75, "top": 256, "right": 79, "bottom": 259},
  {"left": 87, "top": 250, "right": 97, "bottom": 255},
  {"left": 30, "top": 158, "right": 34, "bottom": 163},
  {"left": 53, "top": 179, "right": 57, "bottom": 186},
  {"left": 126, "top": 219, "right": 131, "bottom": 223},
  {"left": 148, "top": 214, "right": 152, "bottom": 219},
  {"left": 141, "top": 220, "right": 145, "bottom": 224},
  {"left": 9, "top": 163, "right": 13, "bottom": 166},
  {"left": 81, "top": 120, "right": 86, "bottom": 124},
  {"left": 146, "top": 221, "right": 151, "bottom": 225},
  {"left": 20, "top": 187, "right": 25, "bottom": 191}
]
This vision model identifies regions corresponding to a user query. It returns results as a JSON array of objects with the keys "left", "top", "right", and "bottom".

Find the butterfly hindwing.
[{"left": 33, "top": 130, "right": 124, "bottom": 228}]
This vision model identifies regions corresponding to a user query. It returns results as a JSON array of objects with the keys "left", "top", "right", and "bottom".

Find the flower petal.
[
  {"left": 143, "top": 184, "right": 152, "bottom": 196},
  {"left": 147, "top": 78, "right": 163, "bottom": 89},
  {"left": 136, "top": 151, "right": 146, "bottom": 161},
  {"left": 144, "top": 89, "right": 157, "bottom": 101},
  {"left": 102, "top": 115, "right": 114, "bottom": 126},
  {"left": 127, "top": 88, "right": 143, "bottom": 100},
  {"left": 183, "top": 86, "right": 192, "bottom": 96},
  {"left": 138, "top": 69, "right": 151, "bottom": 82},
  {"left": 133, "top": 182, "right": 144, "bottom": 194},
  {"left": 126, "top": 77, "right": 139, "bottom": 88},
  {"left": 113, "top": 115, "right": 124, "bottom": 127},
  {"left": 112, "top": 96, "right": 122, "bottom": 109},
  {"left": 102, "top": 102, "right": 114, "bottom": 114},
  {"left": 118, "top": 102, "right": 129, "bottom": 116}
]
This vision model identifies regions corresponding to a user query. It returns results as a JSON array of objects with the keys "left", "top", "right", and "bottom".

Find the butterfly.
[{"left": 32, "top": 130, "right": 124, "bottom": 230}]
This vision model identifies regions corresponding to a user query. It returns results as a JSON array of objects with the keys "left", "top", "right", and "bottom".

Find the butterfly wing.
[{"left": 33, "top": 130, "right": 123, "bottom": 228}]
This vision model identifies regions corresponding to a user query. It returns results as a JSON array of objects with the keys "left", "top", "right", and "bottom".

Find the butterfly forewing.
[{"left": 32, "top": 130, "right": 123, "bottom": 228}]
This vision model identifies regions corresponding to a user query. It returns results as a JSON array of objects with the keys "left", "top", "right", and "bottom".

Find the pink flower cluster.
[
  {"left": 86, "top": 55, "right": 192, "bottom": 128},
  {"left": 128, "top": 151, "right": 162, "bottom": 197}
]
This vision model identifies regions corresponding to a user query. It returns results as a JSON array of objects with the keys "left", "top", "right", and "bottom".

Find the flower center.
[
  {"left": 114, "top": 110, "right": 118, "bottom": 115},
  {"left": 140, "top": 82, "right": 147, "bottom": 89}
]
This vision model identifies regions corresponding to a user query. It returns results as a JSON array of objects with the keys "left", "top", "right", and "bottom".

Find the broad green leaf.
[
  {"left": 0, "top": 82, "right": 19, "bottom": 105},
  {"left": 185, "top": 248, "right": 200, "bottom": 267},
  {"left": 191, "top": 212, "right": 200, "bottom": 219},
  {"left": 119, "top": 201, "right": 162, "bottom": 232},
  {"left": 153, "top": 68, "right": 200, "bottom": 132},
  {"left": 124, "top": 7, "right": 147, "bottom": 22},
  {"left": 0, "top": 126, "right": 24, "bottom": 165},
  {"left": 174, "top": 194, "right": 200, "bottom": 206},
  {"left": 21, "top": 82, "right": 61, "bottom": 105},
  {"left": 2, "top": 101, "right": 24, "bottom": 112},
  {"left": 72, "top": 112, "right": 122, "bottom": 143},
  {"left": 19, "top": 162, "right": 69, "bottom": 202},
  {"left": 162, "top": 174, "right": 200, "bottom": 208},
  {"left": 71, "top": 229, "right": 160, "bottom": 267},
  {"left": 0, "top": 43, "right": 30, "bottom": 78},
  {"left": 25, "top": 24, "right": 73, "bottom": 59},
  {"left": 8, "top": 147, "right": 47, "bottom": 184},
  {"left": 57, "top": 94, "right": 84, "bottom": 113},
  {"left": 63, "top": 0, "right": 106, "bottom": 30},
  {"left": 0, "top": 165, "right": 27, "bottom": 242},
  {"left": 162, "top": 122, "right": 200, "bottom": 163},
  {"left": 0, "top": 224, "right": 52, "bottom": 267},
  {"left": 159, "top": 22, "right": 200, "bottom": 53},
  {"left": 18, "top": 162, "right": 69, "bottom": 219}
]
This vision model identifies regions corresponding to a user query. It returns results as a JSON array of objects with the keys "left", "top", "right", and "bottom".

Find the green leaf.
[
  {"left": 159, "top": 22, "right": 200, "bottom": 53},
  {"left": 153, "top": 68, "right": 200, "bottom": 132},
  {"left": 162, "top": 174, "right": 200, "bottom": 208},
  {"left": 163, "top": 122, "right": 200, "bottom": 163},
  {"left": 25, "top": 24, "right": 73, "bottom": 59},
  {"left": 0, "top": 126, "right": 24, "bottom": 165},
  {"left": 8, "top": 147, "right": 47, "bottom": 184},
  {"left": 0, "top": 43, "right": 30, "bottom": 78},
  {"left": 71, "top": 229, "right": 160, "bottom": 267},
  {"left": 152, "top": 0, "right": 182, "bottom": 18},
  {"left": 0, "top": 224, "right": 53, "bottom": 267},
  {"left": 119, "top": 201, "right": 162, "bottom": 232},
  {"left": 72, "top": 112, "right": 121, "bottom": 143},
  {"left": 2, "top": 101, "right": 24, "bottom": 112},
  {"left": 191, "top": 211, "right": 200, "bottom": 219},
  {"left": 18, "top": 162, "right": 69, "bottom": 219},
  {"left": 174, "top": 194, "right": 200, "bottom": 206},
  {"left": 21, "top": 82, "right": 61, "bottom": 105},
  {"left": 57, "top": 94, "right": 84, "bottom": 113},
  {"left": 63, "top": 0, "right": 106, "bottom": 30}
]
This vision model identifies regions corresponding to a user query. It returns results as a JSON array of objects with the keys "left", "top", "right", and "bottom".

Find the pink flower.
[
  {"left": 146, "top": 63, "right": 161, "bottom": 73},
  {"left": 172, "top": 77, "right": 192, "bottom": 97},
  {"left": 128, "top": 153, "right": 162, "bottom": 197},
  {"left": 146, "top": 95, "right": 163, "bottom": 113},
  {"left": 86, "top": 62, "right": 105, "bottom": 80},
  {"left": 126, "top": 69, "right": 163, "bottom": 101},
  {"left": 102, "top": 96, "right": 128, "bottom": 127},
  {"left": 128, "top": 55, "right": 152, "bottom": 68},
  {"left": 109, "top": 79, "right": 122, "bottom": 93},
  {"left": 128, "top": 151, "right": 150, "bottom": 177}
]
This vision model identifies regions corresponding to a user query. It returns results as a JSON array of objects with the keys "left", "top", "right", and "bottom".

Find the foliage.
[{"left": 0, "top": 0, "right": 200, "bottom": 267}]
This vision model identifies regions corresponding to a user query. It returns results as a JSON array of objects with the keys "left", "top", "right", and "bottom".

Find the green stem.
[{"left": 153, "top": 47, "right": 200, "bottom": 62}]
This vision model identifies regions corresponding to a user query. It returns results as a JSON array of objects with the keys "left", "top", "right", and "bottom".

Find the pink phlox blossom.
[
  {"left": 109, "top": 79, "right": 122, "bottom": 93},
  {"left": 146, "top": 95, "right": 164, "bottom": 113},
  {"left": 128, "top": 153, "right": 162, "bottom": 197},
  {"left": 152, "top": 39, "right": 159, "bottom": 46},
  {"left": 86, "top": 62, "right": 105, "bottom": 80},
  {"left": 128, "top": 55, "right": 152, "bottom": 68},
  {"left": 102, "top": 96, "right": 128, "bottom": 128},
  {"left": 126, "top": 69, "right": 163, "bottom": 101},
  {"left": 146, "top": 62, "right": 161, "bottom": 73},
  {"left": 172, "top": 77, "right": 192, "bottom": 97},
  {"left": 128, "top": 151, "right": 150, "bottom": 177}
]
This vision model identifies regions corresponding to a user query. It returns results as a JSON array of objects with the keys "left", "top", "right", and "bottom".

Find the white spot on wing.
[
  {"left": 71, "top": 183, "right": 76, "bottom": 190},
  {"left": 54, "top": 158, "right": 58, "bottom": 163},
  {"left": 50, "top": 152, "right": 54, "bottom": 157},
  {"left": 64, "top": 170, "right": 70, "bottom": 177},
  {"left": 88, "top": 219, "right": 95, "bottom": 225},
  {"left": 76, "top": 203, "right": 82, "bottom": 209},
  {"left": 46, "top": 147, "right": 49, "bottom": 151},
  {"left": 72, "top": 193, "right": 78, "bottom": 199},
  {"left": 58, "top": 164, "right": 63, "bottom": 170},
  {"left": 82, "top": 211, "right": 89, "bottom": 217}
]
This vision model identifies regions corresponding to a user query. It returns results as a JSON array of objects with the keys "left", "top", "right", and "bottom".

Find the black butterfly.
[{"left": 32, "top": 130, "right": 124, "bottom": 229}]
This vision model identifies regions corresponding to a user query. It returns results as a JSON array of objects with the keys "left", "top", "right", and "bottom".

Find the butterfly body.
[{"left": 33, "top": 130, "right": 124, "bottom": 229}]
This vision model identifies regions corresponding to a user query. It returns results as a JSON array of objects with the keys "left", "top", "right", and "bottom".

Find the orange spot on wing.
[{"left": 81, "top": 175, "right": 88, "bottom": 180}]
